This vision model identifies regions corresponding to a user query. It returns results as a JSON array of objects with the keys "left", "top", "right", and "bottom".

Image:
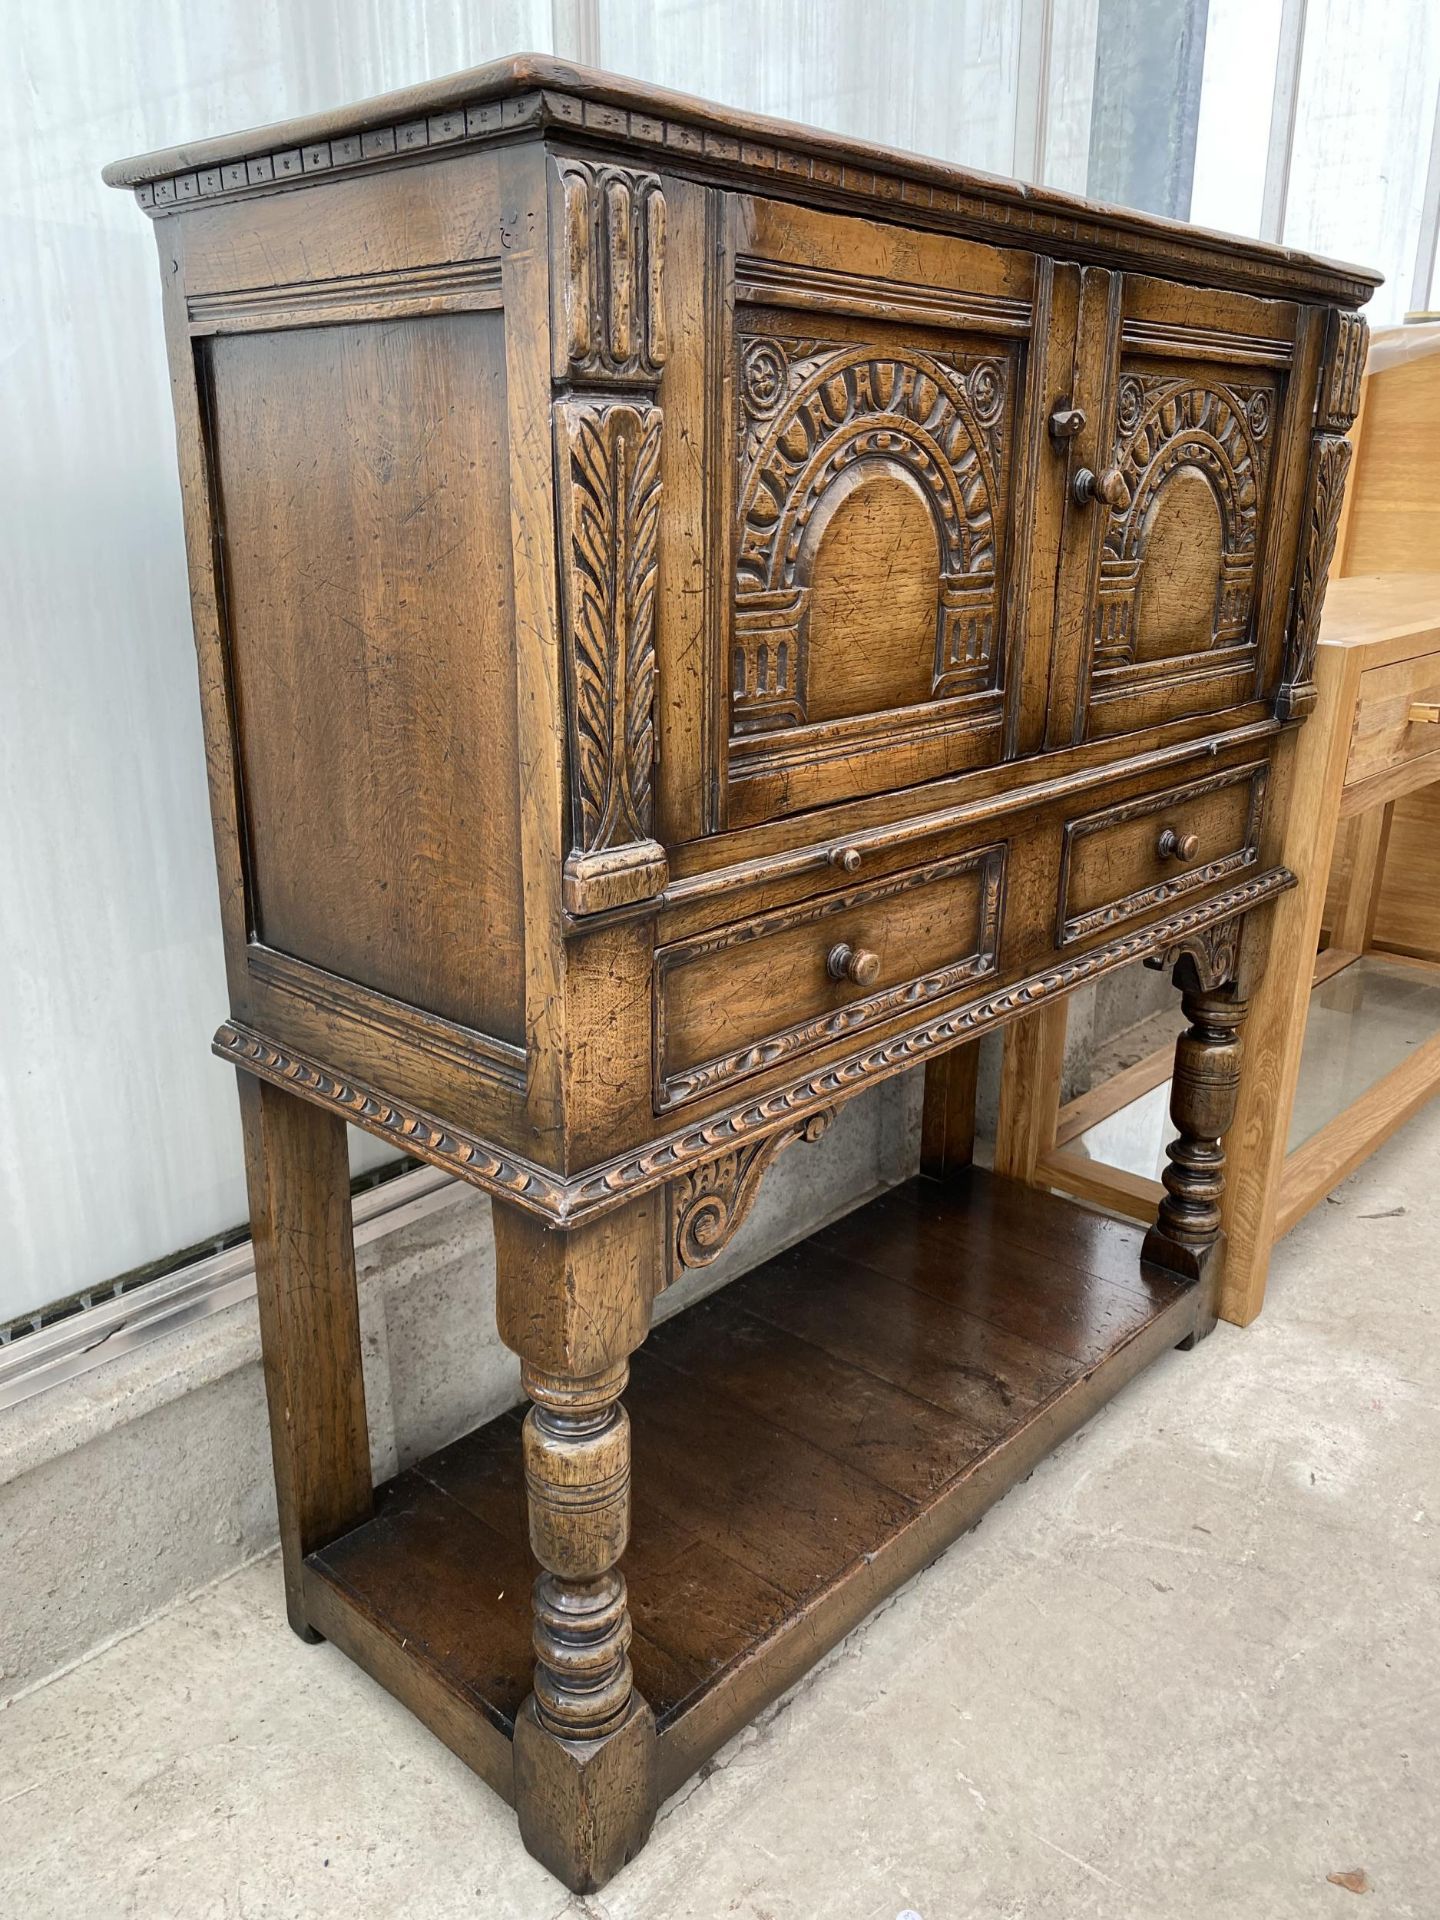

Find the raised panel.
[
  {"left": 716, "top": 198, "right": 1053, "bottom": 828},
  {"left": 1064, "top": 277, "right": 1301, "bottom": 746},
  {"left": 206, "top": 313, "right": 525, "bottom": 1043},
  {"left": 731, "top": 330, "right": 1017, "bottom": 732},
  {"left": 1091, "top": 368, "right": 1279, "bottom": 676}
]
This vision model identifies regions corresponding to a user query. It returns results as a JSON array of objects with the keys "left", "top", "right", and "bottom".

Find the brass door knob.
[
  {"left": 1157, "top": 826, "right": 1200, "bottom": 862},
  {"left": 827, "top": 942, "right": 881, "bottom": 987},
  {"left": 1073, "top": 466, "right": 1131, "bottom": 511}
]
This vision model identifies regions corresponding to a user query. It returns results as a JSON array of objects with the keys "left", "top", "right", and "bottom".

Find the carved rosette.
[
  {"left": 551, "top": 160, "right": 669, "bottom": 915},
  {"left": 669, "top": 1110, "right": 834, "bottom": 1275}
]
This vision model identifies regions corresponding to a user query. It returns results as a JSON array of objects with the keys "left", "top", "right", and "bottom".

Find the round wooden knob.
[
  {"left": 1073, "top": 465, "right": 1131, "bottom": 511},
  {"left": 828, "top": 942, "right": 881, "bottom": 988},
  {"left": 1157, "top": 827, "right": 1199, "bottom": 862},
  {"left": 829, "top": 845, "right": 863, "bottom": 873}
]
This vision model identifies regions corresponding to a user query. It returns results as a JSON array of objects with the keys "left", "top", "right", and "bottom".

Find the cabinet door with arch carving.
[
  {"left": 699, "top": 196, "right": 1073, "bottom": 833},
  {"left": 1048, "top": 271, "right": 1310, "bottom": 747}
]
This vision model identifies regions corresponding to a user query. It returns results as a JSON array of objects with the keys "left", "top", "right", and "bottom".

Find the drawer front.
[
  {"left": 655, "top": 845, "right": 1005, "bottom": 1109},
  {"left": 1058, "top": 763, "right": 1267, "bottom": 945},
  {"left": 1347, "top": 654, "right": 1440, "bottom": 792}
]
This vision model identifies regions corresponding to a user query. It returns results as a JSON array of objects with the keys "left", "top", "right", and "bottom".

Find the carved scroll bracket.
[
  {"left": 1144, "top": 914, "right": 1242, "bottom": 996},
  {"left": 668, "top": 1109, "right": 835, "bottom": 1278}
]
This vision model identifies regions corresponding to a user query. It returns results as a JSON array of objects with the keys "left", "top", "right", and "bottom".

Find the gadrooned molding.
[{"left": 215, "top": 864, "right": 1295, "bottom": 1227}]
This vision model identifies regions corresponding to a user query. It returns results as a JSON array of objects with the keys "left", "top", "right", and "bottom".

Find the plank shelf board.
[{"left": 304, "top": 1168, "right": 1202, "bottom": 1805}]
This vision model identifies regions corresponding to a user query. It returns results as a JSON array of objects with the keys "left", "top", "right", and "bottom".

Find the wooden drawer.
[
  {"left": 1346, "top": 654, "right": 1440, "bottom": 793},
  {"left": 655, "top": 845, "right": 1005, "bottom": 1110},
  {"left": 1058, "top": 762, "right": 1267, "bottom": 946}
]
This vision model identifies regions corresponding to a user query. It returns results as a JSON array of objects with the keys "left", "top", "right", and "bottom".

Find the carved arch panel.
[
  {"left": 1092, "top": 370, "right": 1278, "bottom": 675},
  {"left": 731, "top": 332, "right": 1016, "bottom": 736}
]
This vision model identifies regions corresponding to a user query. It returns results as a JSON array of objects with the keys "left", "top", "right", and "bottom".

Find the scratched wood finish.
[{"left": 109, "top": 54, "right": 1372, "bottom": 1894}]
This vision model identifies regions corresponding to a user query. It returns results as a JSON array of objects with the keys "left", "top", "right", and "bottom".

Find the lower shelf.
[{"left": 304, "top": 1167, "right": 1200, "bottom": 1806}]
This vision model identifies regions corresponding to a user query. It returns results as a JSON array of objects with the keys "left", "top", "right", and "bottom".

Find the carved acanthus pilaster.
[
  {"left": 555, "top": 397, "right": 667, "bottom": 913},
  {"left": 669, "top": 1109, "right": 834, "bottom": 1276},
  {"left": 1316, "top": 309, "right": 1368, "bottom": 434},
  {"left": 1276, "top": 431, "right": 1352, "bottom": 723},
  {"left": 551, "top": 161, "right": 668, "bottom": 917},
  {"left": 552, "top": 159, "right": 667, "bottom": 386},
  {"left": 1277, "top": 308, "right": 1366, "bottom": 722}
]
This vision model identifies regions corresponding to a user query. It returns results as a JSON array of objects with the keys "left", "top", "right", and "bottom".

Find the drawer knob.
[
  {"left": 829, "top": 845, "right": 863, "bottom": 873},
  {"left": 1407, "top": 701, "right": 1440, "bottom": 726},
  {"left": 1073, "top": 466, "right": 1132, "bottom": 511},
  {"left": 1157, "top": 827, "right": 1200, "bottom": 862},
  {"left": 827, "top": 942, "right": 881, "bottom": 988}
]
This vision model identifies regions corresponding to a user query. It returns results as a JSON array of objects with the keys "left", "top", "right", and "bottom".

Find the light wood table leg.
[
  {"left": 994, "top": 998, "right": 1068, "bottom": 1182},
  {"left": 1220, "top": 645, "right": 1361, "bottom": 1325},
  {"left": 237, "top": 1073, "right": 372, "bottom": 1641},
  {"left": 921, "top": 1042, "right": 981, "bottom": 1180},
  {"left": 1332, "top": 799, "right": 1395, "bottom": 953}
]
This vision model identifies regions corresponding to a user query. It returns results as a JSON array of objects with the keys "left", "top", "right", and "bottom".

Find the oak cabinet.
[{"left": 108, "top": 54, "right": 1373, "bottom": 1893}]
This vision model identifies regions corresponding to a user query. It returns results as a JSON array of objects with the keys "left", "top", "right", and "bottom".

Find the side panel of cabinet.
[
  {"left": 1047, "top": 272, "right": 1308, "bottom": 747},
  {"left": 653, "top": 193, "right": 1075, "bottom": 836},
  {"left": 158, "top": 146, "right": 560, "bottom": 1150}
]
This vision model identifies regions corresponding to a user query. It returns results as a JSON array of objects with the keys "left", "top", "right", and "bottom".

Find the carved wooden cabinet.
[{"left": 107, "top": 57, "right": 1374, "bottom": 1892}]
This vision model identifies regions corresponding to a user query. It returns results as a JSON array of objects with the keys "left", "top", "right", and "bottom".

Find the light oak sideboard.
[{"left": 107, "top": 57, "right": 1374, "bottom": 1891}]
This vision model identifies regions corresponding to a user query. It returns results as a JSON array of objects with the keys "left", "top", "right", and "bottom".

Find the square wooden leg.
[
  {"left": 921, "top": 1042, "right": 981, "bottom": 1180},
  {"left": 238, "top": 1073, "right": 371, "bottom": 1640}
]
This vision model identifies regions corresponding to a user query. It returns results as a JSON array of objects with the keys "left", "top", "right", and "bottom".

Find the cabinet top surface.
[
  {"left": 1319, "top": 574, "right": 1440, "bottom": 659},
  {"left": 103, "top": 52, "right": 1378, "bottom": 306}
]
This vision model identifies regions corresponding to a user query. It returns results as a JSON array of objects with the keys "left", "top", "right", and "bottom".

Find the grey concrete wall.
[{"left": 0, "top": 1076, "right": 919, "bottom": 1703}]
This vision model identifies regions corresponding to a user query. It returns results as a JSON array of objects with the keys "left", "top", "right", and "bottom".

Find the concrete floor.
[{"left": 4, "top": 1109, "right": 1438, "bottom": 1920}]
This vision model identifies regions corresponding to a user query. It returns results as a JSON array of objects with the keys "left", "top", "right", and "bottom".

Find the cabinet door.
[
  {"left": 1049, "top": 272, "right": 1306, "bottom": 746},
  {"left": 697, "top": 196, "right": 1071, "bottom": 832}
]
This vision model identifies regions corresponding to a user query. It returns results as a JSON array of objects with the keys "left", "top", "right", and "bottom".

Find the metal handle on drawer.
[
  {"left": 827, "top": 942, "right": 881, "bottom": 988},
  {"left": 1073, "top": 465, "right": 1131, "bottom": 511},
  {"left": 1157, "top": 827, "right": 1200, "bottom": 863}
]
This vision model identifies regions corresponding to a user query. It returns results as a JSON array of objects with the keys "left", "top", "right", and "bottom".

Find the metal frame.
[{"left": 0, "top": 1163, "right": 463, "bottom": 1412}]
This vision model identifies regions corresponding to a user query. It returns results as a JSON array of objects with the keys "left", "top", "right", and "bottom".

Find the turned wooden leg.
[
  {"left": 237, "top": 1073, "right": 372, "bottom": 1641},
  {"left": 492, "top": 1195, "right": 661, "bottom": 1893},
  {"left": 1141, "top": 940, "right": 1248, "bottom": 1345}
]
